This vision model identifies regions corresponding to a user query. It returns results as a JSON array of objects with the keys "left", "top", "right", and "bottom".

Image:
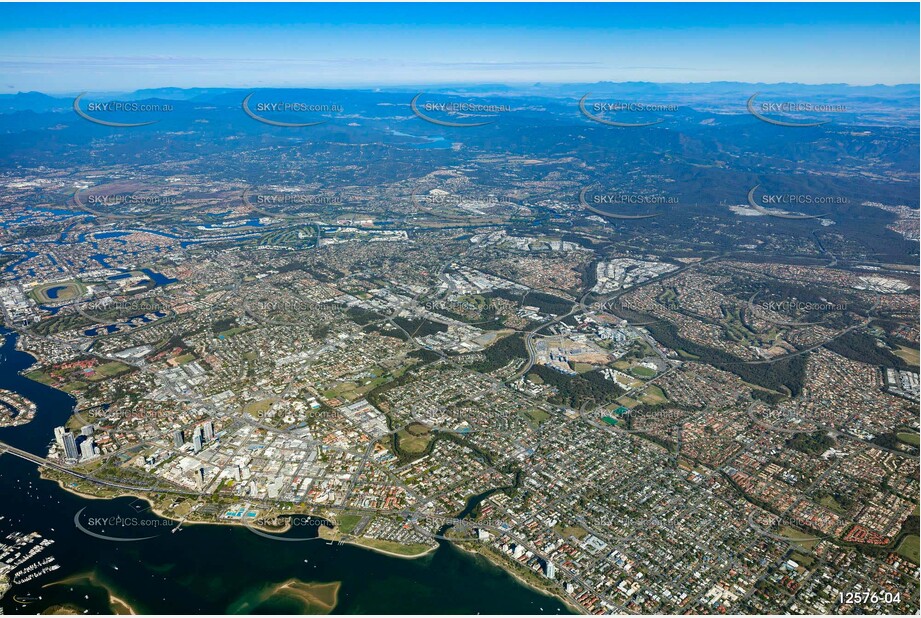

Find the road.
[{"left": 0, "top": 439, "right": 199, "bottom": 497}]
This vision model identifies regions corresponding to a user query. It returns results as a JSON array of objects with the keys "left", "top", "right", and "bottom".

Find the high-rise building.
[
  {"left": 202, "top": 420, "right": 214, "bottom": 442},
  {"left": 173, "top": 429, "right": 184, "bottom": 448},
  {"left": 545, "top": 560, "right": 556, "bottom": 580},
  {"left": 80, "top": 424, "right": 94, "bottom": 437},
  {"left": 62, "top": 432, "right": 79, "bottom": 461},
  {"left": 193, "top": 433, "right": 203, "bottom": 453},
  {"left": 79, "top": 437, "right": 95, "bottom": 460},
  {"left": 53, "top": 426, "right": 66, "bottom": 448}
]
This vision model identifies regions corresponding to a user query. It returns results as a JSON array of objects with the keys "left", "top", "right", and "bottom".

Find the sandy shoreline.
[
  {"left": 47, "top": 472, "right": 443, "bottom": 557},
  {"left": 108, "top": 593, "right": 137, "bottom": 615},
  {"left": 43, "top": 473, "right": 311, "bottom": 535},
  {"left": 316, "top": 524, "right": 438, "bottom": 559},
  {"left": 18, "top": 332, "right": 569, "bottom": 610},
  {"left": 342, "top": 537, "right": 437, "bottom": 559},
  {"left": 454, "top": 542, "right": 586, "bottom": 615},
  {"left": 47, "top": 471, "right": 580, "bottom": 612},
  {"left": 42, "top": 571, "right": 138, "bottom": 615},
  {"left": 274, "top": 579, "right": 340, "bottom": 613}
]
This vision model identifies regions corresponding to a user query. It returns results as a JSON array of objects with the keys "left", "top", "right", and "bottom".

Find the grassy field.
[
  {"left": 31, "top": 312, "right": 94, "bottom": 336},
  {"left": 335, "top": 514, "right": 363, "bottom": 535},
  {"left": 789, "top": 551, "right": 815, "bottom": 568},
  {"left": 324, "top": 382, "right": 358, "bottom": 400},
  {"left": 616, "top": 396, "right": 640, "bottom": 408},
  {"left": 320, "top": 526, "right": 432, "bottom": 557},
  {"left": 554, "top": 524, "right": 589, "bottom": 540},
  {"left": 629, "top": 365, "right": 657, "bottom": 379},
  {"left": 255, "top": 226, "right": 317, "bottom": 249},
  {"left": 897, "top": 535, "right": 919, "bottom": 564},
  {"left": 89, "top": 361, "right": 132, "bottom": 380},
  {"left": 639, "top": 385, "right": 668, "bottom": 405},
  {"left": 30, "top": 280, "right": 86, "bottom": 304},
  {"left": 396, "top": 423, "right": 432, "bottom": 455},
  {"left": 244, "top": 399, "right": 276, "bottom": 416},
  {"left": 896, "top": 431, "right": 920, "bottom": 447},
  {"left": 778, "top": 526, "right": 821, "bottom": 550},
  {"left": 217, "top": 326, "right": 251, "bottom": 338},
  {"left": 350, "top": 537, "right": 433, "bottom": 556},
  {"left": 894, "top": 345, "right": 920, "bottom": 367},
  {"left": 524, "top": 408, "right": 550, "bottom": 424},
  {"left": 25, "top": 369, "right": 54, "bottom": 385},
  {"left": 818, "top": 495, "right": 846, "bottom": 513},
  {"left": 60, "top": 381, "right": 87, "bottom": 392}
]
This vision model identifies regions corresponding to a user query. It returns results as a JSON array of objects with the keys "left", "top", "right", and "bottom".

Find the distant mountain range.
[{"left": 2, "top": 80, "right": 918, "bottom": 112}]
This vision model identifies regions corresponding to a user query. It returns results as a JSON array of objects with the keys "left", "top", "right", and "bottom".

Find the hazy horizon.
[
  {"left": 8, "top": 80, "right": 921, "bottom": 98},
  {"left": 1, "top": 3, "right": 918, "bottom": 92}
]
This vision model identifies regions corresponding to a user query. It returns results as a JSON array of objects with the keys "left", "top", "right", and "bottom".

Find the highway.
[{"left": 0, "top": 439, "right": 199, "bottom": 497}]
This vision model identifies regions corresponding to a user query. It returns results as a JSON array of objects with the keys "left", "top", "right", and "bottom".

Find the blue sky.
[{"left": 0, "top": 3, "right": 917, "bottom": 92}]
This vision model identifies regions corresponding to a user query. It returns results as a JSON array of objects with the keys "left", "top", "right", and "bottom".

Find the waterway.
[{"left": 0, "top": 329, "right": 570, "bottom": 614}]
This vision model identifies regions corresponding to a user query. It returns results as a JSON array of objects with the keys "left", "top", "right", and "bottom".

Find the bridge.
[{"left": 0, "top": 440, "right": 198, "bottom": 497}]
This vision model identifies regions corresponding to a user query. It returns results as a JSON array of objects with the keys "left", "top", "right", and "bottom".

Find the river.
[{"left": 0, "top": 329, "right": 570, "bottom": 614}]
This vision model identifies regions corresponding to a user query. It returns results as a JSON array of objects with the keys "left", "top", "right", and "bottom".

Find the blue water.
[
  {"left": 0, "top": 329, "right": 571, "bottom": 615},
  {"left": 387, "top": 129, "right": 451, "bottom": 149},
  {"left": 44, "top": 286, "right": 66, "bottom": 300}
]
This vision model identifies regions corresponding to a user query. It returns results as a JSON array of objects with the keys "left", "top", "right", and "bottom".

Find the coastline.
[
  {"left": 274, "top": 578, "right": 340, "bottom": 613},
  {"left": 453, "top": 541, "right": 586, "bottom": 615},
  {"left": 108, "top": 593, "right": 137, "bottom": 615},
  {"left": 44, "top": 470, "right": 441, "bottom": 559},
  {"left": 42, "top": 472, "right": 291, "bottom": 534},
  {"left": 317, "top": 524, "right": 438, "bottom": 559},
  {"left": 44, "top": 469, "right": 575, "bottom": 610},
  {"left": 13, "top": 331, "right": 559, "bottom": 612},
  {"left": 343, "top": 538, "right": 438, "bottom": 560},
  {"left": 42, "top": 571, "right": 138, "bottom": 615}
]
